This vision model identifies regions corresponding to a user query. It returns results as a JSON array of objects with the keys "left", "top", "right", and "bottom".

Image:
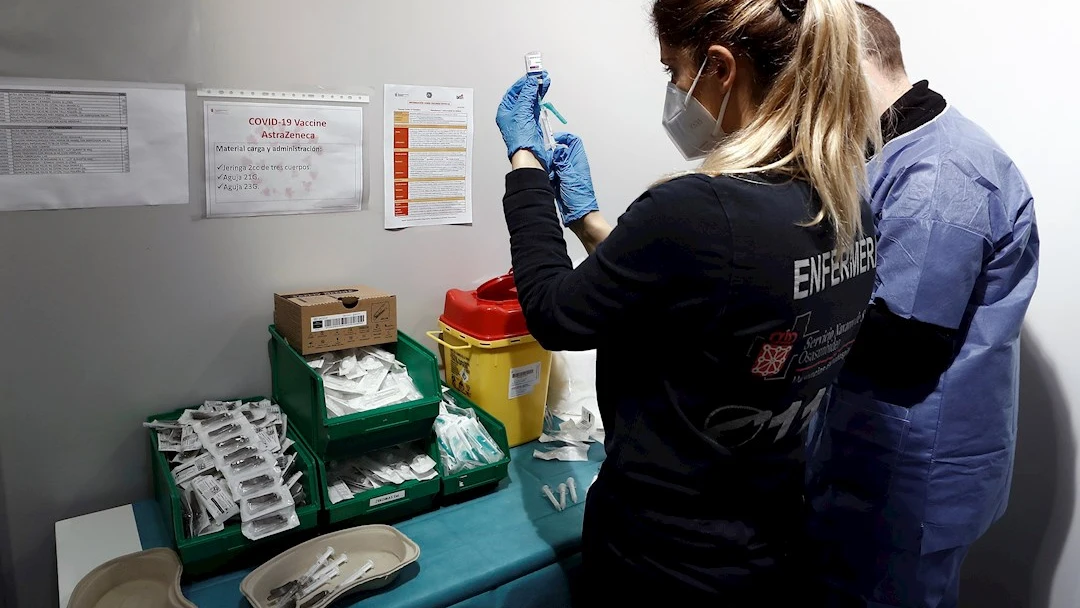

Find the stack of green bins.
[
  {"left": 268, "top": 325, "right": 443, "bottom": 527},
  {"left": 148, "top": 400, "right": 321, "bottom": 577},
  {"left": 299, "top": 386, "right": 513, "bottom": 525}
]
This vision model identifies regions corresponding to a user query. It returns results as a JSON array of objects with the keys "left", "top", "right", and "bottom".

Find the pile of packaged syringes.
[{"left": 145, "top": 399, "right": 307, "bottom": 541}]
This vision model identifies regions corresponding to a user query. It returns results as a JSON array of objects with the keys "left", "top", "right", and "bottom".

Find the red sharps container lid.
[{"left": 440, "top": 273, "right": 530, "bottom": 342}]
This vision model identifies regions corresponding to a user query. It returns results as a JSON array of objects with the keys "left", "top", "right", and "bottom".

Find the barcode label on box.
[
  {"left": 369, "top": 489, "right": 406, "bottom": 507},
  {"left": 311, "top": 311, "right": 367, "bottom": 332},
  {"left": 508, "top": 362, "right": 542, "bottom": 400}
]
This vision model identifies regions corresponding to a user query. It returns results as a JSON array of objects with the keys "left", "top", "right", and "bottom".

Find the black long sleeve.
[
  {"left": 502, "top": 168, "right": 727, "bottom": 352},
  {"left": 843, "top": 300, "right": 957, "bottom": 389}
]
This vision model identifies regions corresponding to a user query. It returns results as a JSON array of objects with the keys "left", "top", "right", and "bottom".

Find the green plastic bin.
[
  {"left": 316, "top": 437, "right": 442, "bottom": 526},
  {"left": 148, "top": 399, "right": 320, "bottom": 578},
  {"left": 438, "top": 387, "right": 512, "bottom": 497},
  {"left": 268, "top": 325, "right": 441, "bottom": 459}
]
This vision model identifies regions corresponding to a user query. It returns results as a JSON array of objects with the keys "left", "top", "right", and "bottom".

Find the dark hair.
[
  {"left": 857, "top": 3, "right": 906, "bottom": 74},
  {"left": 652, "top": 0, "right": 802, "bottom": 85}
]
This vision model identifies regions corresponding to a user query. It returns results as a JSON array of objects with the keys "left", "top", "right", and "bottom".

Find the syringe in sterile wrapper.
[
  {"left": 539, "top": 105, "right": 557, "bottom": 151},
  {"left": 525, "top": 51, "right": 562, "bottom": 151}
]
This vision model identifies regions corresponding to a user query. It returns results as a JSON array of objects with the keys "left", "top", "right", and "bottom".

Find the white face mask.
[{"left": 662, "top": 58, "right": 732, "bottom": 161}]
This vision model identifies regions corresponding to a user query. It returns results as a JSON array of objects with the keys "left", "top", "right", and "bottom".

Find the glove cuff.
[{"left": 561, "top": 206, "right": 596, "bottom": 228}]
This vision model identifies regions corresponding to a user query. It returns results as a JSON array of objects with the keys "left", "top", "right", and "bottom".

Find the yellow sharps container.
[{"left": 428, "top": 274, "right": 552, "bottom": 447}]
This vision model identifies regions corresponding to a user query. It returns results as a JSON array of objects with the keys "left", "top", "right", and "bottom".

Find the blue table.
[{"left": 134, "top": 443, "right": 604, "bottom": 607}]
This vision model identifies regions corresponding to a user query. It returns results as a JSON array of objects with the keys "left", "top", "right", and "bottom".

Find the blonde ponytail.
[{"left": 653, "top": 0, "right": 881, "bottom": 250}]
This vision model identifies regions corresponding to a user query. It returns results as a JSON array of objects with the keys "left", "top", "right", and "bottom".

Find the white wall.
[
  {"left": 864, "top": 2, "right": 1079, "bottom": 607},
  {"left": 0, "top": 1, "right": 683, "bottom": 606},
  {"left": 0, "top": 1, "right": 1074, "bottom": 607}
]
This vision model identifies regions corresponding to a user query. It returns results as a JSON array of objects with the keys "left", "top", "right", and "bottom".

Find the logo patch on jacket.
[{"left": 751, "top": 331, "right": 799, "bottom": 378}]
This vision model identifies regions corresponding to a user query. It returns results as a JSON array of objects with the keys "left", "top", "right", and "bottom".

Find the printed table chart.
[{"left": 0, "top": 89, "right": 131, "bottom": 176}]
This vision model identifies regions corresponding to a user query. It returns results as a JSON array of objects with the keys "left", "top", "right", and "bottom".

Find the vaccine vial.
[
  {"left": 524, "top": 52, "right": 557, "bottom": 150},
  {"left": 525, "top": 51, "right": 544, "bottom": 74}
]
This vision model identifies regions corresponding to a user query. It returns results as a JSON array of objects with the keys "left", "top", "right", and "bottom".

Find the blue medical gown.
[{"left": 807, "top": 107, "right": 1040, "bottom": 556}]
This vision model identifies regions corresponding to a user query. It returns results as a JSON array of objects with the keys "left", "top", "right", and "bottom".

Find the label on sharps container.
[
  {"left": 508, "top": 362, "right": 542, "bottom": 400},
  {"left": 369, "top": 489, "right": 406, "bottom": 507},
  {"left": 311, "top": 311, "right": 367, "bottom": 333}
]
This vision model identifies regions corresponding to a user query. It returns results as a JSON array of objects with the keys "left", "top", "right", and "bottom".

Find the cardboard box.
[{"left": 274, "top": 286, "right": 397, "bottom": 355}]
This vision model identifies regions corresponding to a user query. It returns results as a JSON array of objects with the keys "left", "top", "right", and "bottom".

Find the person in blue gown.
[{"left": 806, "top": 5, "right": 1040, "bottom": 607}]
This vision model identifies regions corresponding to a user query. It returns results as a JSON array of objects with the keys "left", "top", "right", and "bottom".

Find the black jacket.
[{"left": 503, "top": 168, "right": 875, "bottom": 600}]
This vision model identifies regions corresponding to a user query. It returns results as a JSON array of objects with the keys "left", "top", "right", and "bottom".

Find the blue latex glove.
[
  {"left": 551, "top": 132, "right": 600, "bottom": 226},
  {"left": 496, "top": 71, "right": 552, "bottom": 169}
]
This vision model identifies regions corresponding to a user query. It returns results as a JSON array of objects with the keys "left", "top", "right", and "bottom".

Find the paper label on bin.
[
  {"left": 369, "top": 489, "right": 406, "bottom": 507},
  {"left": 508, "top": 362, "right": 543, "bottom": 400},
  {"left": 311, "top": 311, "right": 368, "bottom": 333}
]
